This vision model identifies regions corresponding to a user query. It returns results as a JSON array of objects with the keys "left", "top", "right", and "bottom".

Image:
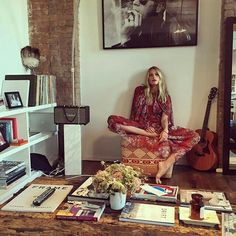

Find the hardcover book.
[
  {"left": 119, "top": 202, "right": 175, "bottom": 226},
  {"left": 222, "top": 212, "right": 236, "bottom": 236},
  {"left": 56, "top": 200, "right": 106, "bottom": 221},
  {"left": 67, "top": 177, "right": 109, "bottom": 204},
  {"left": 0, "top": 117, "right": 18, "bottom": 139},
  {"left": 1, "top": 184, "right": 73, "bottom": 213},
  {"left": 179, "top": 189, "right": 232, "bottom": 212},
  {"left": 179, "top": 207, "right": 220, "bottom": 227},
  {"left": 131, "top": 183, "right": 178, "bottom": 203}
]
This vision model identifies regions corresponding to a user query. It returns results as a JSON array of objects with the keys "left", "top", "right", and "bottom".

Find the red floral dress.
[{"left": 107, "top": 86, "right": 200, "bottom": 160}]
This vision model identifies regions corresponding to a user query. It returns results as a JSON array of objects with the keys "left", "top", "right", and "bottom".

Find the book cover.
[
  {"left": 179, "top": 207, "right": 220, "bottom": 227},
  {"left": 131, "top": 183, "right": 178, "bottom": 203},
  {"left": 0, "top": 121, "right": 13, "bottom": 143},
  {"left": 179, "top": 189, "right": 232, "bottom": 212},
  {"left": 67, "top": 177, "right": 109, "bottom": 203},
  {"left": 0, "top": 117, "right": 18, "bottom": 139},
  {"left": 119, "top": 202, "right": 175, "bottom": 226},
  {"left": 56, "top": 200, "right": 106, "bottom": 221},
  {"left": 222, "top": 212, "right": 236, "bottom": 236},
  {"left": 1, "top": 184, "right": 73, "bottom": 213}
]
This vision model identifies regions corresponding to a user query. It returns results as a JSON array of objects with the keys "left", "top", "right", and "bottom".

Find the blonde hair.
[{"left": 144, "top": 66, "right": 168, "bottom": 103}]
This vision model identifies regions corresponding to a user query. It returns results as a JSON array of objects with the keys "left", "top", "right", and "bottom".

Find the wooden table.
[{"left": 0, "top": 176, "right": 228, "bottom": 236}]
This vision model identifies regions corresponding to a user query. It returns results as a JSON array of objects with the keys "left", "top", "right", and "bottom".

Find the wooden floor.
[{"left": 82, "top": 160, "right": 236, "bottom": 193}]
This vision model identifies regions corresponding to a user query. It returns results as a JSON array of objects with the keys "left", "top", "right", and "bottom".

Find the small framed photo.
[{"left": 4, "top": 91, "right": 23, "bottom": 109}]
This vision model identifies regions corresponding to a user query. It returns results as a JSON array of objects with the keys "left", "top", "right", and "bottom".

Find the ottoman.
[{"left": 121, "top": 137, "right": 173, "bottom": 178}]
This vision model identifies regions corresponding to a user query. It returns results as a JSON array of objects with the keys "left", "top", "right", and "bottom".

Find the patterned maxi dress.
[{"left": 107, "top": 86, "right": 200, "bottom": 161}]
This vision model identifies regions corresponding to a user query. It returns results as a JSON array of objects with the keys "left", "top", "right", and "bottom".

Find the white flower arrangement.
[{"left": 92, "top": 161, "right": 145, "bottom": 194}]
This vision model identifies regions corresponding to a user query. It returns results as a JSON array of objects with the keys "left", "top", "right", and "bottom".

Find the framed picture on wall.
[{"left": 102, "top": 0, "right": 198, "bottom": 49}]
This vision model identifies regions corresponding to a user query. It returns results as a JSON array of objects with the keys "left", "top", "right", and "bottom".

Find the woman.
[{"left": 107, "top": 66, "right": 200, "bottom": 183}]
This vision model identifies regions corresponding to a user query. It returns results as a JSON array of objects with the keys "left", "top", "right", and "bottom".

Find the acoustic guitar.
[{"left": 187, "top": 87, "right": 218, "bottom": 171}]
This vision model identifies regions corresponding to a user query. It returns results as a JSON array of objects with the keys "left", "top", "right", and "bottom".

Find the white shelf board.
[{"left": 0, "top": 103, "right": 56, "bottom": 118}]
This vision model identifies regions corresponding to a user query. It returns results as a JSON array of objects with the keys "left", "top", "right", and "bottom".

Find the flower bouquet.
[{"left": 92, "top": 161, "right": 145, "bottom": 195}]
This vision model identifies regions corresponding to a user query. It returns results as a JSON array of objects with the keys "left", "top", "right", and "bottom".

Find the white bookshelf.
[{"left": 0, "top": 103, "right": 57, "bottom": 203}]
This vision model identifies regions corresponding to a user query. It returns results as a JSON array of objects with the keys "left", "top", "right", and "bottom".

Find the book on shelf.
[
  {"left": 119, "top": 202, "right": 175, "bottom": 226},
  {"left": 67, "top": 176, "right": 109, "bottom": 204},
  {"left": 0, "top": 165, "right": 26, "bottom": 188},
  {"left": 222, "top": 212, "right": 236, "bottom": 236},
  {"left": 179, "top": 206, "right": 220, "bottom": 227},
  {"left": 56, "top": 200, "right": 106, "bottom": 222},
  {"left": 179, "top": 189, "right": 232, "bottom": 212},
  {"left": 1, "top": 184, "right": 73, "bottom": 213},
  {"left": 0, "top": 120, "right": 13, "bottom": 143},
  {"left": 0, "top": 117, "right": 18, "bottom": 139},
  {"left": 131, "top": 183, "right": 178, "bottom": 203},
  {"left": 0, "top": 160, "right": 26, "bottom": 175},
  {"left": 0, "top": 170, "right": 26, "bottom": 188}
]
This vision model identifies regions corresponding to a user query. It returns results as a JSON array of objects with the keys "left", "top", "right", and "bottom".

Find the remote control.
[{"left": 32, "top": 188, "right": 56, "bottom": 206}]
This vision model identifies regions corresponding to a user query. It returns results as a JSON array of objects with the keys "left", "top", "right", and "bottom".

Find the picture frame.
[
  {"left": 102, "top": 0, "right": 198, "bottom": 49},
  {"left": 4, "top": 91, "right": 23, "bottom": 109}
]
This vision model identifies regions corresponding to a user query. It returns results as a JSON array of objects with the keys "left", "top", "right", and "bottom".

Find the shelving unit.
[{"left": 0, "top": 103, "right": 57, "bottom": 203}]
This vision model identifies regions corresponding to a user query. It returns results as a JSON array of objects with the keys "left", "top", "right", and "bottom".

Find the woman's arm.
[
  {"left": 161, "top": 113, "right": 169, "bottom": 133},
  {"left": 159, "top": 113, "right": 169, "bottom": 142}
]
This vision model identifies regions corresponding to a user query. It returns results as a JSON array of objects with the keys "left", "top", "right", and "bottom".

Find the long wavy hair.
[{"left": 144, "top": 66, "right": 169, "bottom": 103}]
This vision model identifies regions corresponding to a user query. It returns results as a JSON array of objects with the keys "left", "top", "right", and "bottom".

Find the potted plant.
[{"left": 92, "top": 161, "right": 145, "bottom": 210}]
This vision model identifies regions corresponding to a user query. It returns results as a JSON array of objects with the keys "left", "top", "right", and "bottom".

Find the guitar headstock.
[{"left": 208, "top": 87, "right": 218, "bottom": 100}]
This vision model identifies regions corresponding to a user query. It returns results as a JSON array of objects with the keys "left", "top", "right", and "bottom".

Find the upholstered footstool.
[{"left": 121, "top": 137, "right": 173, "bottom": 178}]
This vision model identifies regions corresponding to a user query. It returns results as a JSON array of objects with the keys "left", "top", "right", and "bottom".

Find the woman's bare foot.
[{"left": 155, "top": 161, "right": 168, "bottom": 184}]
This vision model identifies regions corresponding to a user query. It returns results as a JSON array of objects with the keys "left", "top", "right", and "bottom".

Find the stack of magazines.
[{"left": 0, "top": 160, "right": 26, "bottom": 188}]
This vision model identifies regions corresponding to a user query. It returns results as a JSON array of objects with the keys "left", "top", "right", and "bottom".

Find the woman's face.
[{"left": 148, "top": 69, "right": 160, "bottom": 87}]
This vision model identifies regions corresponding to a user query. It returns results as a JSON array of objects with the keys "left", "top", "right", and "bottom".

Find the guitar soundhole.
[{"left": 194, "top": 139, "right": 210, "bottom": 156}]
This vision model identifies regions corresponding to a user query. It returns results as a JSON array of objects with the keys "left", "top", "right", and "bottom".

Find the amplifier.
[{"left": 54, "top": 106, "right": 90, "bottom": 125}]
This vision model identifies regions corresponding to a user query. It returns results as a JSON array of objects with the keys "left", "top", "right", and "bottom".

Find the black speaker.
[{"left": 54, "top": 106, "right": 90, "bottom": 125}]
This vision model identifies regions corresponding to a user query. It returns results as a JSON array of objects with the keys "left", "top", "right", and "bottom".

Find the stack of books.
[
  {"left": 119, "top": 202, "right": 175, "bottom": 226},
  {"left": 56, "top": 200, "right": 106, "bottom": 222},
  {"left": 179, "top": 189, "right": 232, "bottom": 212},
  {"left": 0, "top": 160, "right": 26, "bottom": 188},
  {"left": 131, "top": 183, "right": 178, "bottom": 203}
]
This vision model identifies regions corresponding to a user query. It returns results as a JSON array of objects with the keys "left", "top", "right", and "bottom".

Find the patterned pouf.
[{"left": 121, "top": 137, "right": 173, "bottom": 178}]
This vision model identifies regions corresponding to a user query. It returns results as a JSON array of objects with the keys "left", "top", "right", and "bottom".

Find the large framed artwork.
[{"left": 102, "top": 0, "right": 198, "bottom": 49}]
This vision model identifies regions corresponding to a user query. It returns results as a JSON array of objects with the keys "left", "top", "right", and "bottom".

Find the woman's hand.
[
  {"left": 159, "top": 130, "right": 168, "bottom": 142},
  {"left": 146, "top": 127, "right": 158, "bottom": 137}
]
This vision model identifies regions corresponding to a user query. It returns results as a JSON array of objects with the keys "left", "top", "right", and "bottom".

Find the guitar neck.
[{"left": 201, "top": 99, "right": 212, "bottom": 138}]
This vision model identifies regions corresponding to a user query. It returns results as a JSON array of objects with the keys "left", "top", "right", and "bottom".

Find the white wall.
[
  {"left": 80, "top": 0, "right": 221, "bottom": 161},
  {"left": 0, "top": 0, "right": 29, "bottom": 90}
]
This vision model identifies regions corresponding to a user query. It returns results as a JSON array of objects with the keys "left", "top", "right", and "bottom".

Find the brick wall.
[{"left": 27, "top": 0, "right": 80, "bottom": 105}]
